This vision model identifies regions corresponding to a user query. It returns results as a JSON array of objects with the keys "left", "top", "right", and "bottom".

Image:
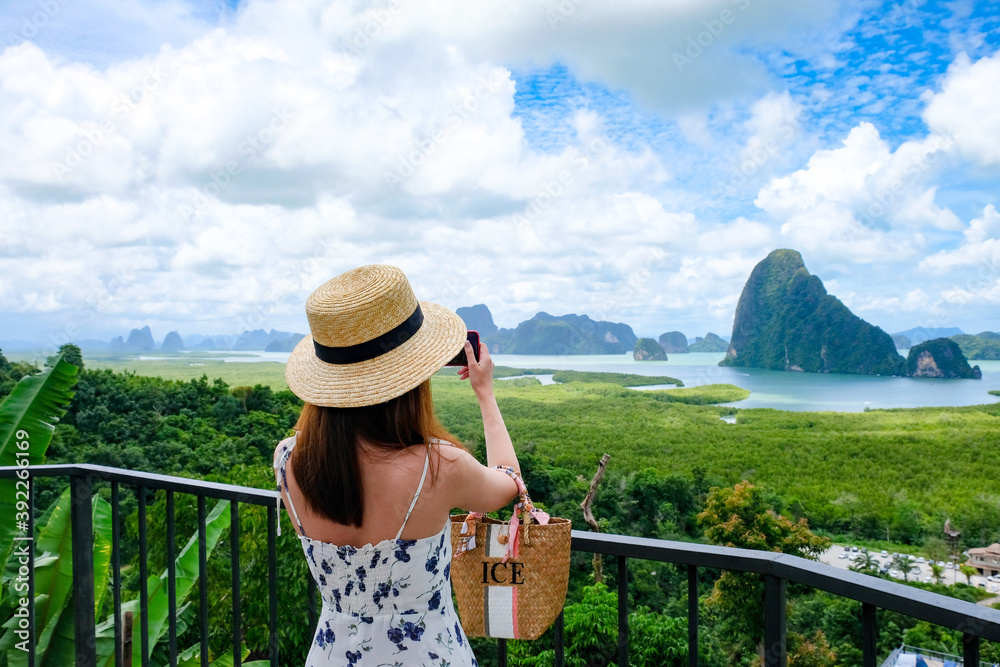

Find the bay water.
[{"left": 153, "top": 350, "right": 1000, "bottom": 412}]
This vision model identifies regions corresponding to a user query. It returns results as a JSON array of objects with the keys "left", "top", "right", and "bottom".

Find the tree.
[
  {"left": 923, "top": 536, "right": 949, "bottom": 563},
  {"left": 45, "top": 343, "right": 83, "bottom": 370},
  {"left": 788, "top": 630, "right": 837, "bottom": 667},
  {"left": 849, "top": 552, "right": 879, "bottom": 574},
  {"left": 889, "top": 555, "right": 919, "bottom": 582},
  {"left": 930, "top": 562, "right": 945, "bottom": 585},
  {"left": 959, "top": 563, "right": 977, "bottom": 585},
  {"left": 697, "top": 482, "right": 830, "bottom": 651},
  {"left": 506, "top": 583, "right": 695, "bottom": 667}
]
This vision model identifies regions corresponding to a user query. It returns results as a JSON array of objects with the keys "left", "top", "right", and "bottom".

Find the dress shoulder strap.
[
  {"left": 394, "top": 442, "right": 431, "bottom": 540},
  {"left": 273, "top": 437, "right": 306, "bottom": 539}
]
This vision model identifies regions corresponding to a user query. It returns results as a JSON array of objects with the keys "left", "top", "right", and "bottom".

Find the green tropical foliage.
[
  {"left": 848, "top": 553, "right": 879, "bottom": 574},
  {"left": 0, "top": 488, "right": 110, "bottom": 666},
  {"left": 0, "top": 352, "right": 79, "bottom": 558},
  {"left": 507, "top": 583, "right": 695, "bottom": 667},
  {"left": 549, "top": 370, "right": 682, "bottom": 387},
  {"left": 697, "top": 481, "right": 829, "bottom": 650},
  {"left": 3, "top": 346, "right": 999, "bottom": 665}
]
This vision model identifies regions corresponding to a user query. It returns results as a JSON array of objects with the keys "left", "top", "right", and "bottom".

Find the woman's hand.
[
  {"left": 457, "top": 340, "right": 518, "bottom": 471},
  {"left": 457, "top": 341, "right": 493, "bottom": 399}
]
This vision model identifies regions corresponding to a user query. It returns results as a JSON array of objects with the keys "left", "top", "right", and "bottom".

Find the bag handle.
[{"left": 455, "top": 466, "right": 550, "bottom": 563}]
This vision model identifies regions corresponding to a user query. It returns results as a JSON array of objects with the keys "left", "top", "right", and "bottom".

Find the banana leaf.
[
  {"left": 0, "top": 489, "right": 111, "bottom": 666},
  {"left": 22, "top": 492, "right": 112, "bottom": 666},
  {"left": 93, "top": 498, "right": 231, "bottom": 667},
  {"left": 0, "top": 487, "right": 73, "bottom": 661},
  {"left": 0, "top": 354, "right": 78, "bottom": 572},
  {"left": 177, "top": 642, "right": 269, "bottom": 667}
]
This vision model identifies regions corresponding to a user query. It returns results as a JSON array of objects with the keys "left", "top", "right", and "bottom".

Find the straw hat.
[{"left": 285, "top": 265, "right": 467, "bottom": 407}]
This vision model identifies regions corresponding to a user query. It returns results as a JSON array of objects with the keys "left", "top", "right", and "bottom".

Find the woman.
[{"left": 273, "top": 264, "right": 519, "bottom": 666}]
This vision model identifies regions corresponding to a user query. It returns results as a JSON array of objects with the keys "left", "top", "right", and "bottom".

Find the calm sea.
[
  {"left": 165, "top": 350, "right": 1000, "bottom": 413},
  {"left": 491, "top": 353, "right": 1000, "bottom": 412}
]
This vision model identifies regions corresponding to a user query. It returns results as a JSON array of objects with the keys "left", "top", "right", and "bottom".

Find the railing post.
[
  {"left": 71, "top": 474, "right": 97, "bottom": 667},
  {"left": 554, "top": 610, "right": 565, "bottom": 667},
  {"left": 688, "top": 565, "right": 699, "bottom": 667},
  {"left": 27, "top": 470, "right": 36, "bottom": 667},
  {"left": 198, "top": 496, "right": 209, "bottom": 667},
  {"left": 763, "top": 575, "right": 786, "bottom": 667},
  {"left": 862, "top": 603, "right": 877, "bottom": 667},
  {"left": 618, "top": 556, "right": 628, "bottom": 667},
  {"left": 231, "top": 501, "right": 242, "bottom": 667},
  {"left": 167, "top": 490, "right": 177, "bottom": 667},
  {"left": 268, "top": 506, "right": 279, "bottom": 667},
  {"left": 112, "top": 482, "right": 123, "bottom": 667},
  {"left": 138, "top": 486, "right": 149, "bottom": 667},
  {"left": 963, "top": 632, "right": 979, "bottom": 666}
]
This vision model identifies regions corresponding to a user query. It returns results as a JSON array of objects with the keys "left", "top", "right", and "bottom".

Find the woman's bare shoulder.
[{"left": 430, "top": 440, "right": 468, "bottom": 459}]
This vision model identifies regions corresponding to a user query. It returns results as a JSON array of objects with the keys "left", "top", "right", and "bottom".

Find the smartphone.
[{"left": 445, "top": 331, "right": 480, "bottom": 366}]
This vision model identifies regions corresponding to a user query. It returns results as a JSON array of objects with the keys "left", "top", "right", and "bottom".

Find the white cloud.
[
  {"left": 755, "top": 122, "right": 959, "bottom": 265},
  {"left": 923, "top": 51, "right": 1000, "bottom": 166},
  {"left": 739, "top": 91, "right": 802, "bottom": 170},
  {"left": 1, "top": 0, "right": 998, "bottom": 343},
  {"left": 696, "top": 217, "right": 774, "bottom": 253},
  {"left": 919, "top": 205, "right": 1000, "bottom": 274},
  {"left": 841, "top": 288, "right": 931, "bottom": 315}
]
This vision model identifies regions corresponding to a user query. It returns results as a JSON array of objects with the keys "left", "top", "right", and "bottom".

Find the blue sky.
[{"left": 0, "top": 0, "right": 999, "bottom": 354}]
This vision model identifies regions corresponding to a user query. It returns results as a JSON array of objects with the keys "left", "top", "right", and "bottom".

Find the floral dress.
[{"left": 274, "top": 436, "right": 479, "bottom": 667}]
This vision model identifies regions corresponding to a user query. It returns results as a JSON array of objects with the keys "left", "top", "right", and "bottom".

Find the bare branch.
[{"left": 580, "top": 453, "right": 610, "bottom": 582}]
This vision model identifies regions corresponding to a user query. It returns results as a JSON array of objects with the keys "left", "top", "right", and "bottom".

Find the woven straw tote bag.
[{"left": 449, "top": 466, "right": 572, "bottom": 640}]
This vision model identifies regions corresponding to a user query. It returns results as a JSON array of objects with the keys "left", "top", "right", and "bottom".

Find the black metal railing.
[{"left": 3, "top": 463, "right": 999, "bottom": 667}]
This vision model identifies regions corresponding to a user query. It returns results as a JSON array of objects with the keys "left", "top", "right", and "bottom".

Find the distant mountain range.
[
  {"left": 0, "top": 327, "right": 307, "bottom": 353},
  {"left": 453, "top": 305, "right": 731, "bottom": 356},
  {"left": 889, "top": 327, "right": 965, "bottom": 348},
  {"left": 0, "top": 291, "right": 990, "bottom": 363}
]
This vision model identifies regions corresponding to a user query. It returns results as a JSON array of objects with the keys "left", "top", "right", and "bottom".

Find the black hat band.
[{"left": 312, "top": 305, "right": 424, "bottom": 364}]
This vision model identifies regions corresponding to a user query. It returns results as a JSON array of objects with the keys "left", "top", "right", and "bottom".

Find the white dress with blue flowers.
[{"left": 274, "top": 436, "right": 479, "bottom": 667}]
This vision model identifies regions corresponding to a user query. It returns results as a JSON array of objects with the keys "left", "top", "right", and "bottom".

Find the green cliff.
[
  {"left": 720, "top": 249, "right": 905, "bottom": 375},
  {"left": 658, "top": 331, "right": 689, "bottom": 353},
  {"left": 489, "top": 312, "right": 638, "bottom": 355},
  {"left": 950, "top": 332, "right": 1000, "bottom": 360},
  {"left": 689, "top": 333, "right": 729, "bottom": 353},
  {"left": 634, "top": 338, "right": 667, "bottom": 361},
  {"left": 456, "top": 304, "right": 499, "bottom": 336},
  {"left": 161, "top": 331, "right": 186, "bottom": 351},
  {"left": 905, "top": 338, "right": 981, "bottom": 379}
]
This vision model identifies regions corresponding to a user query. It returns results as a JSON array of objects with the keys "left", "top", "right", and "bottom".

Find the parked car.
[
  {"left": 881, "top": 550, "right": 889, "bottom": 557},
  {"left": 917, "top": 556, "right": 925, "bottom": 563}
]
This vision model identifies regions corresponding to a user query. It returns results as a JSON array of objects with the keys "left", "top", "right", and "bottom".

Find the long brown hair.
[{"left": 290, "top": 379, "right": 463, "bottom": 528}]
